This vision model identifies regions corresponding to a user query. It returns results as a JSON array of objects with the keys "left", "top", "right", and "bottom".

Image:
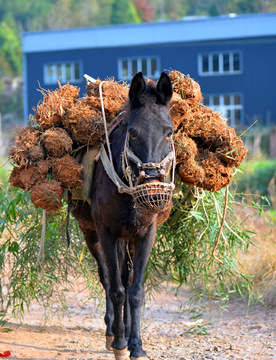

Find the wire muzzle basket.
[{"left": 132, "top": 182, "right": 175, "bottom": 213}]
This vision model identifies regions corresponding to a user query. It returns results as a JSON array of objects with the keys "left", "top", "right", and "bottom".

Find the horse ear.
[
  {"left": 157, "top": 72, "right": 173, "bottom": 105},
  {"left": 129, "top": 72, "right": 146, "bottom": 102}
]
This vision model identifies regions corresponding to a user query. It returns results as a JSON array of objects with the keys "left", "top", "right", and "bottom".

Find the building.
[{"left": 22, "top": 12, "right": 276, "bottom": 127}]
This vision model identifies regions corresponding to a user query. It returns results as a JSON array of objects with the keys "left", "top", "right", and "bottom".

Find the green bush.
[
  {"left": 0, "top": 184, "right": 101, "bottom": 324},
  {"left": 233, "top": 160, "right": 276, "bottom": 204},
  {"left": 150, "top": 185, "right": 255, "bottom": 302},
  {"left": 0, "top": 180, "right": 259, "bottom": 325}
]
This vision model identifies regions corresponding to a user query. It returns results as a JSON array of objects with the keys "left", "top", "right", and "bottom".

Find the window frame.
[
  {"left": 44, "top": 61, "right": 83, "bottom": 85},
  {"left": 118, "top": 56, "right": 161, "bottom": 80},
  {"left": 202, "top": 93, "right": 244, "bottom": 127},
  {"left": 198, "top": 51, "right": 243, "bottom": 76}
]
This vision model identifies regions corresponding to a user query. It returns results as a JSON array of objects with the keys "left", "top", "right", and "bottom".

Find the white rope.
[
  {"left": 184, "top": 187, "right": 210, "bottom": 243},
  {"left": 211, "top": 186, "right": 229, "bottom": 264},
  {"left": 211, "top": 191, "right": 247, "bottom": 246},
  {"left": 99, "top": 81, "right": 113, "bottom": 166},
  {"left": 171, "top": 135, "right": 176, "bottom": 184},
  {"left": 35, "top": 209, "right": 46, "bottom": 268},
  {"left": 212, "top": 192, "right": 229, "bottom": 247},
  {"left": 197, "top": 197, "right": 210, "bottom": 243},
  {"left": 99, "top": 81, "right": 129, "bottom": 193},
  {"left": 186, "top": 187, "right": 205, "bottom": 218}
]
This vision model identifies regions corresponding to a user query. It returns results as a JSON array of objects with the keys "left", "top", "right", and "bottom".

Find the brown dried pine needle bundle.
[
  {"left": 173, "top": 124, "right": 244, "bottom": 190},
  {"left": 30, "top": 179, "right": 64, "bottom": 212},
  {"left": 51, "top": 154, "right": 84, "bottom": 189},
  {"left": 41, "top": 127, "right": 73, "bottom": 157},
  {"left": 171, "top": 87, "right": 246, "bottom": 191},
  {"left": 9, "top": 126, "right": 44, "bottom": 168},
  {"left": 9, "top": 167, "right": 39, "bottom": 190},
  {"left": 174, "top": 104, "right": 247, "bottom": 168},
  {"left": 169, "top": 70, "right": 202, "bottom": 105},
  {"left": 63, "top": 99, "right": 103, "bottom": 145},
  {"left": 169, "top": 92, "right": 190, "bottom": 131},
  {"left": 9, "top": 159, "right": 50, "bottom": 191},
  {"left": 8, "top": 71, "right": 247, "bottom": 212},
  {"left": 86, "top": 78, "right": 129, "bottom": 119},
  {"left": 34, "top": 83, "right": 80, "bottom": 130}
]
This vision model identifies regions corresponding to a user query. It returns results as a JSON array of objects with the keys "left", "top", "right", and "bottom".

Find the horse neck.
[{"left": 109, "top": 125, "right": 126, "bottom": 178}]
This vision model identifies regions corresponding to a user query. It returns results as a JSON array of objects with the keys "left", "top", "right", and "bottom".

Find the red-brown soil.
[{"left": 1, "top": 286, "right": 275, "bottom": 360}]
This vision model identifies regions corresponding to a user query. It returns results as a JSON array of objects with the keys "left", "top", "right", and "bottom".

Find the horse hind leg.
[{"left": 71, "top": 202, "right": 114, "bottom": 351}]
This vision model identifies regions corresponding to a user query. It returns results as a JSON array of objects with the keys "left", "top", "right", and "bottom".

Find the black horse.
[{"left": 72, "top": 72, "right": 174, "bottom": 360}]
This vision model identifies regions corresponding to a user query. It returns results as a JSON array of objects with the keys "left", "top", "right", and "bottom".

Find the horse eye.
[
  {"left": 130, "top": 129, "right": 138, "bottom": 140},
  {"left": 166, "top": 130, "right": 173, "bottom": 139}
]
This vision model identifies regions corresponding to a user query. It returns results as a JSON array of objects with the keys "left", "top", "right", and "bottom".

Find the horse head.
[{"left": 122, "top": 72, "right": 175, "bottom": 213}]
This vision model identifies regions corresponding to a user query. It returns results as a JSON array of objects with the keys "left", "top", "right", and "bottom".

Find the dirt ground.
[{"left": 0, "top": 286, "right": 275, "bottom": 360}]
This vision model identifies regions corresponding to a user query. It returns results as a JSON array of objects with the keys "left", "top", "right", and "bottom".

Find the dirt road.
[{"left": 0, "top": 287, "right": 275, "bottom": 360}]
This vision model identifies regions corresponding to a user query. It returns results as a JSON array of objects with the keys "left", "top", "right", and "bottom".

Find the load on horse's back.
[{"left": 72, "top": 71, "right": 175, "bottom": 360}]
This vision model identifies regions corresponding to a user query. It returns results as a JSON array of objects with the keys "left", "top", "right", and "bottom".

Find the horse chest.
[{"left": 115, "top": 205, "right": 156, "bottom": 240}]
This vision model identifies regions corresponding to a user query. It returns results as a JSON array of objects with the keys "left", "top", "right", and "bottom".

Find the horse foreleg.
[
  {"left": 119, "top": 240, "right": 134, "bottom": 342},
  {"left": 86, "top": 240, "right": 114, "bottom": 350},
  {"left": 128, "top": 224, "right": 156, "bottom": 360},
  {"left": 100, "top": 230, "right": 129, "bottom": 360}
]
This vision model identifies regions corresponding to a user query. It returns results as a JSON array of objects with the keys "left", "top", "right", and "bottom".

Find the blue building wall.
[{"left": 25, "top": 33, "right": 276, "bottom": 126}]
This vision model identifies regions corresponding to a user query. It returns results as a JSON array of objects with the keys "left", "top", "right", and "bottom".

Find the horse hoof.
[
  {"left": 113, "top": 348, "right": 130, "bottom": 360},
  {"left": 106, "top": 336, "right": 114, "bottom": 351}
]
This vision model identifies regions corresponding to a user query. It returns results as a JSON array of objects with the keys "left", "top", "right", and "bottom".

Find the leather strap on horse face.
[{"left": 122, "top": 133, "right": 176, "bottom": 188}]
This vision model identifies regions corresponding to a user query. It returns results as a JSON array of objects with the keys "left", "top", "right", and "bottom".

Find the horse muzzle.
[
  {"left": 131, "top": 180, "right": 175, "bottom": 213},
  {"left": 122, "top": 135, "right": 176, "bottom": 214}
]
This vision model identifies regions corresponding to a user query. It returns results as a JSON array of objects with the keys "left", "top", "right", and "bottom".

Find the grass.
[
  {"left": 230, "top": 156, "right": 276, "bottom": 306},
  {"left": 235, "top": 207, "right": 276, "bottom": 307},
  {"left": 234, "top": 158, "right": 276, "bottom": 206}
]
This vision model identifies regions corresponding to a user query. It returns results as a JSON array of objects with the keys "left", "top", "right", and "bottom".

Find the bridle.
[
  {"left": 121, "top": 132, "right": 176, "bottom": 214},
  {"left": 122, "top": 132, "right": 176, "bottom": 188}
]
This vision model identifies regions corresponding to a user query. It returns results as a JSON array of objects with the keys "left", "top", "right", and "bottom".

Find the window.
[
  {"left": 198, "top": 52, "right": 242, "bottom": 76},
  {"left": 202, "top": 94, "right": 243, "bottom": 127},
  {"left": 118, "top": 57, "right": 160, "bottom": 80},
  {"left": 44, "top": 62, "right": 82, "bottom": 84}
]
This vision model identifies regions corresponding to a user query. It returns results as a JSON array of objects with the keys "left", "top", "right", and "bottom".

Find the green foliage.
[
  {"left": 0, "top": 0, "right": 55, "bottom": 31},
  {"left": 0, "top": 14, "right": 22, "bottom": 76},
  {"left": 111, "top": 0, "right": 140, "bottom": 24},
  {"left": 0, "top": 184, "right": 101, "bottom": 324},
  {"left": 234, "top": 160, "right": 276, "bottom": 205},
  {"left": 209, "top": 3, "right": 220, "bottom": 16},
  {"left": 0, "top": 79, "right": 23, "bottom": 121},
  {"left": 0, "top": 0, "right": 276, "bottom": 78},
  {"left": 133, "top": 0, "right": 155, "bottom": 22},
  {"left": 146, "top": 185, "right": 255, "bottom": 305},
  {"left": 96, "top": 0, "right": 117, "bottom": 26},
  {"left": 0, "top": 161, "right": 9, "bottom": 183},
  {"left": 0, "top": 177, "right": 258, "bottom": 324}
]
